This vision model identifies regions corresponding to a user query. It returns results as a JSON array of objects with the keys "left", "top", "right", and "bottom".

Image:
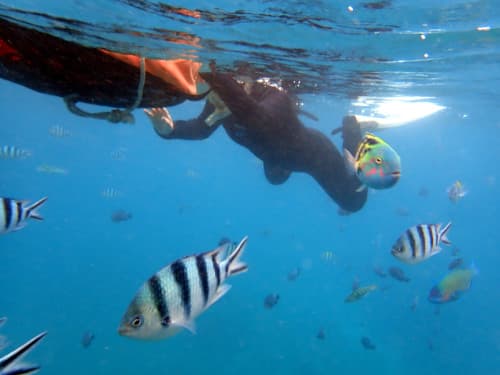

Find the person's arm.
[
  {"left": 199, "top": 72, "right": 271, "bottom": 129},
  {"left": 144, "top": 100, "right": 222, "bottom": 140}
]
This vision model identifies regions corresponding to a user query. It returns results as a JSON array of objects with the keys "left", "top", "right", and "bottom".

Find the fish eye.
[
  {"left": 161, "top": 315, "right": 171, "bottom": 327},
  {"left": 129, "top": 315, "right": 143, "bottom": 328},
  {"left": 375, "top": 156, "right": 383, "bottom": 165}
]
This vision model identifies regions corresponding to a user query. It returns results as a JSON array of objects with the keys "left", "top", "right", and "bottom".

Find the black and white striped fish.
[
  {"left": 101, "top": 188, "right": 121, "bottom": 199},
  {"left": 0, "top": 197, "right": 48, "bottom": 234},
  {"left": 0, "top": 146, "right": 31, "bottom": 159},
  {"left": 48, "top": 125, "right": 71, "bottom": 138},
  {"left": 118, "top": 236, "right": 249, "bottom": 340},
  {"left": 391, "top": 223, "right": 452, "bottom": 264}
]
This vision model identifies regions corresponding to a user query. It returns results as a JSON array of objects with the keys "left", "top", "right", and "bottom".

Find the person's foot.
[
  {"left": 341, "top": 115, "right": 363, "bottom": 155},
  {"left": 342, "top": 115, "right": 361, "bottom": 133}
]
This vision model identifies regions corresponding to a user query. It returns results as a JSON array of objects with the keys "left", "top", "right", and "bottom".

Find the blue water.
[{"left": 1, "top": 1, "right": 499, "bottom": 374}]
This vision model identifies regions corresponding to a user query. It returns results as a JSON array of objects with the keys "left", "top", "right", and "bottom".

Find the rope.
[{"left": 64, "top": 57, "right": 146, "bottom": 124}]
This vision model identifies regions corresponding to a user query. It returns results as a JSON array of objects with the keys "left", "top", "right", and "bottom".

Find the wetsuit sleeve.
[{"left": 156, "top": 100, "right": 221, "bottom": 140}]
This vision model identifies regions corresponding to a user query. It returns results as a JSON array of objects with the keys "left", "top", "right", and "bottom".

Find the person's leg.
[{"left": 341, "top": 115, "right": 363, "bottom": 155}]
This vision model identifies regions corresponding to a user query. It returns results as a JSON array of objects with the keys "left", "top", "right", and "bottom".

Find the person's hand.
[{"left": 144, "top": 107, "right": 174, "bottom": 136}]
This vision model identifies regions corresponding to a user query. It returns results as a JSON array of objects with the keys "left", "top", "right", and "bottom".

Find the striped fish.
[
  {"left": 48, "top": 125, "right": 71, "bottom": 138},
  {"left": 0, "top": 331, "right": 46, "bottom": 375},
  {"left": 0, "top": 146, "right": 31, "bottom": 159},
  {"left": 391, "top": 223, "right": 452, "bottom": 264},
  {"left": 0, "top": 197, "right": 48, "bottom": 234},
  {"left": 118, "top": 236, "right": 249, "bottom": 340},
  {"left": 101, "top": 188, "right": 122, "bottom": 199}
]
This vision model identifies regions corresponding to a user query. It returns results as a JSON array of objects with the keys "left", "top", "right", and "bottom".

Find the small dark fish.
[
  {"left": 361, "top": 336, "right": 376, "bottom": 350},
  {"left": 81, "top": 331, "right": 95, "bottom": 348},
  {"left": 316, "top": 328, "right": 326, "bottom": 340},
  {"left": 287, "top": 267, "right": 301, "bottom": 281},
  {"left": 418, "top": 187, "right": 430, "bottom": 197},
  {"left": 0, "top": 317, "right": 6, "bottom": 328},
  {"left": 111, "top": 209, "right": 132, "bottom": 223},
  {"left": 448, "top": 257, "right": 463, "bottom": 270},
  {"left": 264, "top": 293, "right": 280, "bottom": 309},
  {"left": 410, "top": 296, "right": 419, "bottom": 311},
  {"left": 451, "top": 247, "right": 461, "bottom": 256},
  {"left": 373, "top": 265, "right": 387, "bottom": 278},
  {"left": 394, "top": 207, "right": 410, "bottom": 217},
  {"left": 427, "top": 338, "right": 434, "bottom": 352},
  {"left": 388, "top": 266, "right": 410, "bottom": 282},
  {"left": 362, "top": 0, "right": 392, "bottom": 10}
]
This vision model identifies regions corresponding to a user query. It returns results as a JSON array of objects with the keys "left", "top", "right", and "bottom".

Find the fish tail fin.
[
  {"left": 5, "top": 365, "right": 41, "bottom": 375},
  {"left": 224, "top": 236, "right": 248, "bottom": 276},
  {"left": 26, "top": 197, "right": 48, "bottom": 221},
  {"left": 439, "top": 221, "right": 452, "bottom": 245},
  {"left": 0, "top": 331, "right": 47, "bottom": 370}
]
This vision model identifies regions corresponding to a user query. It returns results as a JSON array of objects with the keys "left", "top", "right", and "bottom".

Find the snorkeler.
[
  {"left": 145, "top": 70, "right": 368, "bottom": 213},
  {"left": 0, "top": 17, "right": 207, "bottom": 124}
]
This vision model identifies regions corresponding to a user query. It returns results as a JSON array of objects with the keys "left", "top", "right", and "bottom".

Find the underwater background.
[{"left": 1, "top": 1, "right": 499, "bottom": 374}]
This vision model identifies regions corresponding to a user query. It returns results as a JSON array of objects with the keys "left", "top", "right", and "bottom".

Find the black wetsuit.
[{"left": 156, "top": 72, "right": 367, "bottom": 212}]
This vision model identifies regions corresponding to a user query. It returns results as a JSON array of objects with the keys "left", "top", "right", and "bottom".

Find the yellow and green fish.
[
  {"left": 344, "top": 133, "right": 401, "bottom": 190},
  {"left": 344, "top": 285, "right": 377, "bottom": 303},
  {"left": 428, "top": 265, "right": 478, "bottom": 304}
]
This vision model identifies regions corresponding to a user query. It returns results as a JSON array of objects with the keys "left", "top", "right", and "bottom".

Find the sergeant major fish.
[
  {"left": 101, "top": 188, "right": 121, "bottom": 199},
  {"left": 344, "top": 133, "right": 401, "bottom": 191},
  {"left": 0, "top": 146, "right": 31, "bottom": 159},
  {"left": 48, "top": 125, "right": 71, "bottom": 138},
  {"left": 36, "top": 164, "right": 68, "bottom": 175},
  {"left": 118, "top": 236, "right": 249, "bottom": 340},
  {"left": 391, "top": 223, "right": 452, "bottom": 264},
  {"left": 0, "top": 197, "right": 48, "bottom": 234}
]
